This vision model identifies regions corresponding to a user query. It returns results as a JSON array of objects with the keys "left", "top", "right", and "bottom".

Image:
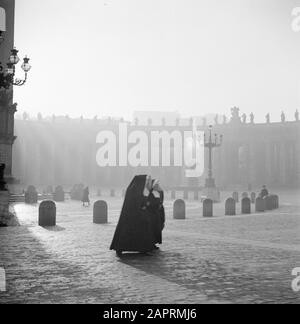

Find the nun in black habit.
[
  {"left": 110, "top": 175, "right": 157, "bottom": 256},
  {"left": 148, "top": 179, "right": 165, "bottom": 249}
]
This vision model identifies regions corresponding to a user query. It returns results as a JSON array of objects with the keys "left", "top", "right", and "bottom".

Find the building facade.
[
  {"left": 12, "top": 109, "right": 300, "bottom": 191},
  {"left": 0, "top": 0, "right": 17, "bottom": 181},
  {"left": 12, "top": 117, "right": 188, "bottom": 189},
  {"left": 212, "top": 108, "right": 300, "bottom": 189}
]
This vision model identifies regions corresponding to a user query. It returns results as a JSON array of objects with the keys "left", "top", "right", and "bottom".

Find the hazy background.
[{"left": 14, "top": 0, "right": 300, "bottom": 121}]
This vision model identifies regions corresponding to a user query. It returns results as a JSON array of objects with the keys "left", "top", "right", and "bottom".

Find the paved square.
[{"left": 0, "top": 191, "right": 300, "bottom": 304}]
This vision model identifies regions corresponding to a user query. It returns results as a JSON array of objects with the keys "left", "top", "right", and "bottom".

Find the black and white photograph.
[{"left": 1, "top": 0, "right": 300, "bottom": 308}]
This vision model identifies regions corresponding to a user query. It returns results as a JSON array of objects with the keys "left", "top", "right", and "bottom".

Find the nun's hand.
[{"left": 153, "top": 182, "right": 163, "bottom": 192}]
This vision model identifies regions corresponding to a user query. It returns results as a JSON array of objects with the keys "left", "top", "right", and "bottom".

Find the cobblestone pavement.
[{"left": 0, "top": 191, "right": 300, "bottom": 304}]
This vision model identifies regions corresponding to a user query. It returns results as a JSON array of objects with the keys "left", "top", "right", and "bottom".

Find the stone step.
[{"left": 9, "top": 194, "right": 53, "bottom": 203}]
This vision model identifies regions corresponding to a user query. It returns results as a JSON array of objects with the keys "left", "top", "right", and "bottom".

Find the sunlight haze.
[{"left": 13, "top": 0, "right": 300, "bottom": 121}]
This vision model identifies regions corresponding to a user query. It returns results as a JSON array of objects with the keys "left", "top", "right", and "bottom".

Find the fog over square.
[{"left": 14, "top": 0, "right": 300, "bottom": 121}]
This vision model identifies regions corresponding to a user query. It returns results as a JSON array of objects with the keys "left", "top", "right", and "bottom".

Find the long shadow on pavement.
[
  {"left": 119, "top": 249, "right": 300, "bottom": 304},
  {"left": 0, "top": 225, "right": 110, "bottom": 304}
]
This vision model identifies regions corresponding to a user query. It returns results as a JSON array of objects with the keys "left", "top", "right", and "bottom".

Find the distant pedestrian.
[
  {"left": 82, "top": 187, "right": 90, "bottom": 207},
  {"left": 259, "top": 185, "right": 269, "bottom": 198}
]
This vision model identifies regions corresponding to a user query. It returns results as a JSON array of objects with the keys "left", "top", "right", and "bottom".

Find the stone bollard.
[
  {"left": 39, "top": 200, "right": 56, "bottom": 227},
  {"left": 173, "top": 199, "right": 186, "bottom": 219},
  {"left": 271, "top": 195, "right": 279, "bottom": 209},
  {"left": 242, "top": 192, "right": 249, "bottom": 199},
  {"left": 203, "top": 199, "right": 213, "bottom": 217},
  {"left": 264, "top": 195, "right": 273, "bottom": 211},
  {"left": 232, "top": 192, "right": 239, "bottom": 203},
  {"left": 171, "top": 190, "right": 176, "bottom": 200},
  {"left": 269, "top": 195, "right": 276, "bottom": 210},
  {"left": 241, "top": 197, "right": 251, "bottom": 214},
  {"left": 93, "top": 200, "right": 108, "bottom": 224},
  {"left": 183, "top": 190, "right": 188, "bottom": 200},
  {"left": 194, "top": 190, "right": 199, "bottom": 201},
  {"left": 225, "top": 198, "right": 236, "bottom": 216},
  {"left": 250, "top": 192, "right": 256, "bottom": 204},
  {"left": 255, "top": 197, "right": 265, "bottom": 212}
]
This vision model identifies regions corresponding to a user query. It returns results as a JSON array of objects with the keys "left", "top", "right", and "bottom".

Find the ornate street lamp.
[
  {"left": 204, "top": 125, "right": 223, "bottom": 187},
  {"left": 203, "top": 125, "right": 223, "bottom": 202},
  {"left": 0, "top": 47, "right": 31, "bottom": 89}
]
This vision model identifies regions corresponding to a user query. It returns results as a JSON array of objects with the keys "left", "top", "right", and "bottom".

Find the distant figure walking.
[
  {"left": 259, "top": 185, "right": 269, "bottom": 198},
  {"left": 82, "top": 187, "right": 90, "bottom": 207}
]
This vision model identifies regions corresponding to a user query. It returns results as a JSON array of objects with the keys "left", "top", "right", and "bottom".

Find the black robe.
[
  {"left": 148, "top": 190, "right": 165, "bottom": 245},
  {"left": 110, "top": 175, "right": 156, "bottom": 252}
]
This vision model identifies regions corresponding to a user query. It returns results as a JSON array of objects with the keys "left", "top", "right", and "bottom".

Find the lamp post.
[
  {"left": 203, "top": 125, "right": 223, "bottom": 201},
  {"left": 204, "top": 125, "right": 223, "bottom": 187},
  {"left": 0, "top": 47, "right": 31, "bottom": 89}
]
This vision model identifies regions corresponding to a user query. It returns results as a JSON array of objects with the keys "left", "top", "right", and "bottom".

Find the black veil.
[{"left": 110, "top": 175, "right": 155, "bottom": 252}]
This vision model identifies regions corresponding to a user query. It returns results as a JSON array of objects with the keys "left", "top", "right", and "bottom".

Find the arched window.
[{"left": 0, "top": 7, "right": 6, "bottom": 31}]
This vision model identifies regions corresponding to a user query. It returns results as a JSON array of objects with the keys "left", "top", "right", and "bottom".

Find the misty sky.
[{"left": 13, "top": 0, "right": 300, "bottom": 121}]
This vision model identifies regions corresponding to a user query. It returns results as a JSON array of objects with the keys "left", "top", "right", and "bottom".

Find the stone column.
[
  {"left": 32, "top": 142, "right": 40, "bottom": 186},
  {"left": 213, "top": 145, "right": 222, "bottom": 185},
  {"left": 49, "top": 140, "right": 55, "bottom": 186},
  {"left": 219, "top": 144, "right": 228, "bottom": 186},
  {"left": 78, "top": 142, "right": 84, "bottom": 184},
  {"left": 295, "top": 140, "right": 300, "bottom": 187},
  {"left": 265, "top": 142, "right": 272, "bottom": 185},
  {"left": 0, "top": 190, "right": 19, "bottom": 226},
  {"left": 268, "top": 143, "right": 274, "bottom": 185},
  {"left": 272, "top": 143, "right": 280, "bottom": 185},
  {"left": 279, "top": 142, "right": 287, "bottom": 186},
  {"left": 248, "top": 143, "right": 256, "bottom": 187},
  {"left": 230, "top": 144, "right": 240, "bottom": 185},
  {"left": 220, "top": 145, "right": 227, "bottom": 187},
  {"left": 90, "top": 144, "right": 97, "bottom": 186},
  {"left": 65, "top": 146, "right": 73, "bottom": 186}
]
